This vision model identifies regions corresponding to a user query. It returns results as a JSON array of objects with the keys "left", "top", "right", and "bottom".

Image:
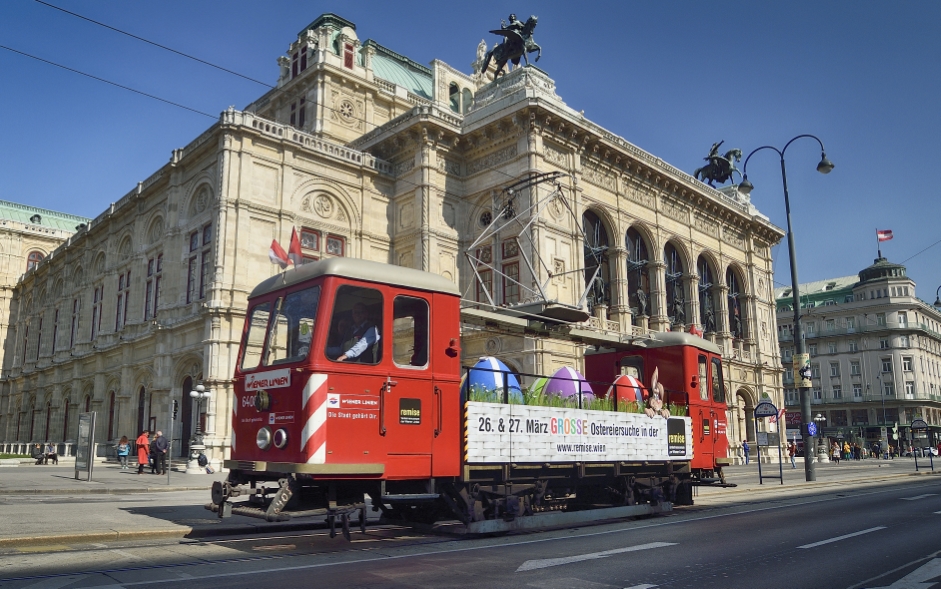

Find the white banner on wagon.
[{"left": 464, "top": 402, "right": 692, "bottom": 463}]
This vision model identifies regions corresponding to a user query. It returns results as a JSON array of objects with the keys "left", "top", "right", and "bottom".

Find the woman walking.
[
  {"left": 117, "top": 436, "right": 130, "bottom": 470},
  {"left": 135, "top": 431, "right": 150, "bottom": 475}
]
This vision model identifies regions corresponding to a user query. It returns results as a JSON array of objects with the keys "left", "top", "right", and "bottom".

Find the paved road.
[{"left": 0, "top": 458, "right": 938, "bottom": 588}]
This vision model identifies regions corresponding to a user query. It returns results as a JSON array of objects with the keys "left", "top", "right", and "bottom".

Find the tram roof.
[
  {"left": 646, "top": 332, "right": 722, "bottom": 355},
  {"left": 249, "top": 258, "right": 462, "bottom": 299}
]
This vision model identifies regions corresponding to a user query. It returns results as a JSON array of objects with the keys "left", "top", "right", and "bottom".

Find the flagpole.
[{"left": 876, "top": 228, "right": 882, "bottom": 258}]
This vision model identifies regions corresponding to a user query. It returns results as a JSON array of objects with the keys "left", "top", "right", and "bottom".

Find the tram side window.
[
  {"left": 712, "top": 357, "right": 726, "bottom": 403},
  {"left": 327, "top": 286, "right": 383, "bottom": 364},
  {"left": 698, "top": 355, "right": 708, "bottom": 400},
  {"left": 265, "top": 286, "right": 321, "bottom": 365},
  {"left": 242, "top": 302, "right": 271, "bottom": 370},
  {"left": 619, "top": 356, "right": 644, "bottom": 383},
  {"left": 392, "top": 296, "right": 429, "bottom": 368}
]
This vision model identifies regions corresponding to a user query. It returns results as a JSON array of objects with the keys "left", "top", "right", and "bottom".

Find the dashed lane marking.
[
  {"left": 798, "top": 526, "right": 886, "bottom": 549},
  {"left": 899, "top": 494, "right": 938, "bottom": 501},
  {"left": 516, "top": 542, "right": 676, "bottom": 572}
]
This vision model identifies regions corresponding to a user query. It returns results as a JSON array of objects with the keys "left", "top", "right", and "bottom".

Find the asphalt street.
[{"left": 0, "top": 458, "right": 938, "bottom": 588}]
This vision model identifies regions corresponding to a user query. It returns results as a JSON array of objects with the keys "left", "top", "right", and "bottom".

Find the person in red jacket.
[{"left": 135, "top": 431, "right": 150, "bottom": 475}]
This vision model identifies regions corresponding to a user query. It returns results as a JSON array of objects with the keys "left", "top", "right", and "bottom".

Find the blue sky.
[{"left": 2, "top": 1, "right": 940, "bottom": 300}]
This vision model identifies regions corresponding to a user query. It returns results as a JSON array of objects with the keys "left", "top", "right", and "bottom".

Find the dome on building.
[{"left": 857, "top": 257, "right": 907, "bottom": 286}]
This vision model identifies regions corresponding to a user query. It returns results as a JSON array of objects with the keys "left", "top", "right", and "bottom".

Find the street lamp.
[
  {"left": 933, "top": 285, "right": 941, "bottom": 309},
  {"left": 187, "top": 383, "right": 212, "bottom": 474},
  {"left": 813, "top": 413, "right": 829, "bottom": 463},
  {"left": 739, "top": 134, "right": 833, "bottom": 482}
]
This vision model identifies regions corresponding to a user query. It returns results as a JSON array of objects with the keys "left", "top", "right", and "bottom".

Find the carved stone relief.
[
  {"left": 661, "top": 198, "right": 690, "bottom": 224},
  {"left": 582, "top": 161, "right": 616, "bottom": 191},
  {"left": 467, "top": 144, "right": 517, "bottom": 175},
  {"left": 723, "top": 226, "right": 745, "bottom": 249},
  {"left": 543, "top": 142, "right": 568, "bottom": 168},
  {"left": 694, "top": 213, "right": 719, "bottom": 238}
]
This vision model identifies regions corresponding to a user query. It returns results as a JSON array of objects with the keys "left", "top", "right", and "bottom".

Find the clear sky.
[{"left": 2, "top": 1, "right": 940, "bottom": 301}]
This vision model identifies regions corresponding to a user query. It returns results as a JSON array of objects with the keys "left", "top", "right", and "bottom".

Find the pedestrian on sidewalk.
[
  {"left": 152, "top": 430, "right": 169, "bottom": 475},
  {"left": 31, "top": 444, "right": 44, "bottom": 465},
  {"left": 831, "top": 442, "right": 841, "bottom": 464},
  {"left": 742, "top": 439, "right": 750, "bottom": 465},
  {"left": 135, "top": 430, "right": 150, "bottom": 474},
  {"left": 788, "top": 441, "right": 797, "bottom": 468},
  {"left": 44, "top": 442, "right": 58, "bottom": 464},
  {"left": 116, "top": 436, "right": 130, "bottom": 470}
]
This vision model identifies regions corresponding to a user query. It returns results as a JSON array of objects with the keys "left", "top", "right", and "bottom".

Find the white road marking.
[
  {"left": 798, "top": 526, "right": 886, "bottom": 548},
  {"left": 899, "top": 494, "right": 938, "bottom": 501},
  {"left": 863, "top": 558, "right": 941, "bottom": 588},
  {"left": 110, "top": 549, "right": 145, "bottom": 561},
  {"left": 624, "top": 585, "right": 658, "bottom": 589},
  {"left": 516, "top": 542, "right": 676, "bottom": 572},
  {"left": 21, "top": 576, "right": 89, "bottom": 589}
]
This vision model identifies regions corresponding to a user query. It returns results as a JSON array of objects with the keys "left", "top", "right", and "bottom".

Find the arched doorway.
[
  {"left": 136, "top": 387, "right": 146, "bottom": 436},
  {"left": 180, "top": 376, "right": 193, "bottom": 458},
  {"left": 734, "top": 388, "right": 756, "bottom": 464},
  {"left": 582, "top": 210, "right": 611, "bottom": 314},
  {"left": 625, "top": 228, "right": 650, "bottom": 324}
]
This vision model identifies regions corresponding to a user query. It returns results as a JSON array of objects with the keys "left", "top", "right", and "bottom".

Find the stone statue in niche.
[{"left": 635, "top": 288, "right": 647, "bottom": 317}]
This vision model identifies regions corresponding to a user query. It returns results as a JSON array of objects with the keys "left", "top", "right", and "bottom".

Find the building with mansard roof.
[
  {"left": 776, "top": 257, "right": 941, "bottom": 452},
  {"left": 0, "top": 13, "right": 785, "bottom": 467}
]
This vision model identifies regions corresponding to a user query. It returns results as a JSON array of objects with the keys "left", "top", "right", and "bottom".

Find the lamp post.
[
  {"left": 186, "top": 383, "right": 211, "bottom": 475},
  {"left": 814, "top": 413, "right": 829, "bottom": 463},
  {"left": 933, "top": 286, "right": 941, "bottom": 310},
  {"left": 739, "top": 134, "right": 834, "bottom": 481}
]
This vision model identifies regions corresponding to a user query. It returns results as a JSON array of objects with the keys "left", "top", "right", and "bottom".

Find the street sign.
[
  {"left": 911, "top": 419, "right": 928, "bottom": 430},
  {"left": 807, "top": 422, "right": 817, "bottom": 437},
  {"left": 754, "top": 401, "right": 779, "bottom": 418}
]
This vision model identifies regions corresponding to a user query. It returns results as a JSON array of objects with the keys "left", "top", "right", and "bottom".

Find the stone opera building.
[{"left": 0, "top": 14, "right": 785, "bottom": 467}]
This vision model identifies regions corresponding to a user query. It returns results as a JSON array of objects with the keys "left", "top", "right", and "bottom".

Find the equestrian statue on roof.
[
  {"left": 481, "top": 14, "right": 541, "bottom": 77},
  {"left": 693, "top": 140, "right": 743, "bottom": 187}
]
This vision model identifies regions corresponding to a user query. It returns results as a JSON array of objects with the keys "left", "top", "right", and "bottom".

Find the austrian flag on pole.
[
  {"left": 269, "top": 239, "right": 289, "bottom": 269},
  {"left": 877, "top": 229, "right": 893, "bottom": 242}
]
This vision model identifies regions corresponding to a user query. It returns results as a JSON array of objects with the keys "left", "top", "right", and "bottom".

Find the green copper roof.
[
  {"left": 298, "top": 13, "right": 356, "bottom": 37},
  {"left": 366, "top": 40, "right": 433, "bottom": 100},
  {"left": 0, "top": 200, "right": 89, "bottom": 231}
]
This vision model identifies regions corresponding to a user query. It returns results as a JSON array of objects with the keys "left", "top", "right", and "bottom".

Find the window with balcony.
[
  {"left": 830, "top": 363, "right": 840, "bottom": 377},
  {"left": 877, "top": 313, "right": 886, "bottom": 326},
  {"left": 144, "top": 254, "right": 162, "bottom": 321},
  {"left": 115, "top": 269, "right": 130, "bottom": 330},
  {"left": 853, "top": 384, "right": 862, "bottom": 398},
  {"left": 899, "top": 335, "right": 910, "bottom": 347},
  {"left": 905, "top": 381, "right": 915, "bottom": 397},
  {"left": 850, "top": 361, "right": 861, "bottom": 375},
  {"left": 846, "top": 317, "right": 856, "bottom": 331},
  {"left": 898, "top": 311, "right": 908, "bottom": 327},
  {"left": 826, "top": 319, "right": 835, "bottom": 332},
  {"left": 903, "top": 356, "right": 913, "bottom": 371},
  {"left": 806, "top": 322, "right": 816, "bottom": 336},
  {"left": 832, "top": 385, "right": 842, "bottom": 399},
  {"left": 813, "top": 388, "right": 822, "bottom": 400}
]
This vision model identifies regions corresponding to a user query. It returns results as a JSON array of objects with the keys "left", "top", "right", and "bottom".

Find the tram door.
[{"left": 694, "top": 354, "right": 715, "bottom": 468}]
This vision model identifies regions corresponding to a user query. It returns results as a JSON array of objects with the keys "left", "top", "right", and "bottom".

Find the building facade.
[
  {"left": 0, "top": 14, "right": 784, "bottom": 465},
  {"left": 776, "top": 258, "right": 941, "bottom": 452}
]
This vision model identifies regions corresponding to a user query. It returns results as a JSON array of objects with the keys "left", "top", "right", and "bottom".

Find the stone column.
[
  {"left": 688, "top": 273, "right": 700, "bottom": 333},
  {"left": 608, "top": 246, "right": 631, "bottom": 331},
  {"left": 716, "top": 284, "right": 732, "bottom": 355},
  {"left": 649, "top": 261, "right": 669, "bottom": 332}
]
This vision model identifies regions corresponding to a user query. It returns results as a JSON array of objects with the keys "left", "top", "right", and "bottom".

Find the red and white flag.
[
  {"left": 876, "top": 229, "right": 893, "bottom": 242},
  {"left": 288, "top": 227, "right": 303, "bottom": 266},
  {"left": 269, "top": 239, "right": 289, "bottom": 269}
]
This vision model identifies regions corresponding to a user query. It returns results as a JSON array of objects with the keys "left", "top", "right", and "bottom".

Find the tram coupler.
[{"left": 210, "top": 480, "right": 245, "bottom": 518}]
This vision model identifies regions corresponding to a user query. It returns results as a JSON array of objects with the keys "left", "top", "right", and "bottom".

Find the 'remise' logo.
[
  {"left": 245, "top": 369, "right": 291, "bottom": 391},
  {"left": 399, "top": 398, "right": 421, "bottom": 425},
  {"left": 667, "top": 417, "right": 687, "bottom": 456}
]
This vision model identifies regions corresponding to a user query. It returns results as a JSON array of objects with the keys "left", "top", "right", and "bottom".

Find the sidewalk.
[{"left": 0, "top": 457, "right": 937, "bottom": 549}]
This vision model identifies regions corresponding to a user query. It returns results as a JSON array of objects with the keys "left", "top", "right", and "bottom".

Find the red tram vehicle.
[{"left": 209, "top": 258, "right": 732, "bottom": 537}]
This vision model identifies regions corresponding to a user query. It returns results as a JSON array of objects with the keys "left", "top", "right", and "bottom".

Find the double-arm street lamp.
[
  {"left": 738, "top": 134, "right": 834, "bottom": 482},
  {"left": 189, "top": 383, "right": 212, "bottom": 446}
]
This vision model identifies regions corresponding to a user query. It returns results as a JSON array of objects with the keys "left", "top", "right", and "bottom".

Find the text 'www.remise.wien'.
[{"left": 556, "top": 444, "right": 606, "bottom": 453}]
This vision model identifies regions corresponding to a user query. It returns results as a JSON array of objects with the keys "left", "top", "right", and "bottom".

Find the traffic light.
[{"left": 172, "top": 400, "right": 179, "bottom": 420}]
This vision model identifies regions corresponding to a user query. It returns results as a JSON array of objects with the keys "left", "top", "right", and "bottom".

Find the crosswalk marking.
[
  {"left": 864, "top": 558, "right": 941, "bottom": 588},
  {"left": 798, "top": 526, "right": 886, "bottom": 548},
  {"left": 516, "top": 542, "right": 676, "bottom": 572}
]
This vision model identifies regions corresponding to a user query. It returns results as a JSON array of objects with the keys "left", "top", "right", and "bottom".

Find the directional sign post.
[
  {"left": 753, "top": 401, "right": 784, "bottom": 486},
  {"left": 911, "top": 419, "right": 933, "bottom": 472}
]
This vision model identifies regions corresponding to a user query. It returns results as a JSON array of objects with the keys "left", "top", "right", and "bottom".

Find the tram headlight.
[
  {"left": 256, "top": 426, "right": 272, "bottom": 450},
  {"left": 273, "top": 428, "right": 289, "bottom": 449}
]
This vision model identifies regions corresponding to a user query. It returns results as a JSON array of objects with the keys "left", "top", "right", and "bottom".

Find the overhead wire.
[
  {"left": 0, "top": 44, "right": 217, "bottom": 119},
  {"left": 33, "top": 0, "right": 275, "bottom": 89}
]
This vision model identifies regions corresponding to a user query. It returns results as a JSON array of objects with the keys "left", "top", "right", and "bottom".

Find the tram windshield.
[{"left": 240, "top": 285, "right": 321, "bottom": 370}]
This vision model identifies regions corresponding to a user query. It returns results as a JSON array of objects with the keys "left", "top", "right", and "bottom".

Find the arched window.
[
  {"left": 664, "top": 243, "right": 687, "bottom": 325},
  {"left": 107, "top": 391, "right": 116, "bottom": 440},
  {"left": 26, "top": 251, "right": 44, "bottom": 272},
  {"left": 462, "top": 88, "right": 473, "bottom": 114},
  {"left": 626, "top": 228, "right": 650, "bottom": 323},
  {"left": 697, "top": 256, "right": 718, "bottom": 333},
  {"left": 727, "top": 267, "right": 745, "bottom": 338},
  {"left": 137, "top": 386, "right": 146, "bottom": 436},
  {"left": 448, "top": 82, "right": 460, "bottom": 113},
  {"left": 582, "top": 211, "right": 610, "bottom": 313},
  {"left": 83, "top": 395, "right": 91, "bottom": 413}
]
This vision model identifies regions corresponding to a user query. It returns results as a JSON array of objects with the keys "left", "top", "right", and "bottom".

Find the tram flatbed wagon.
[{"left": 209, "top": 258, "right": 729, "bottom": 538}]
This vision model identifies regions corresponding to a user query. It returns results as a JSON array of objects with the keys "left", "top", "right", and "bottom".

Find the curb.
[
  {"left": 0, "top": 486, "right": 214, "bottom": 495},
  {"left": 0, "top": 520, "right": 329, "bottom": 548}
]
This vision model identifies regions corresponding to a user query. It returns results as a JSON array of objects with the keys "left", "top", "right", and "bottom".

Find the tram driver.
[{"left": 328, "top": 302, "right": 380, "bottom": 363}]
